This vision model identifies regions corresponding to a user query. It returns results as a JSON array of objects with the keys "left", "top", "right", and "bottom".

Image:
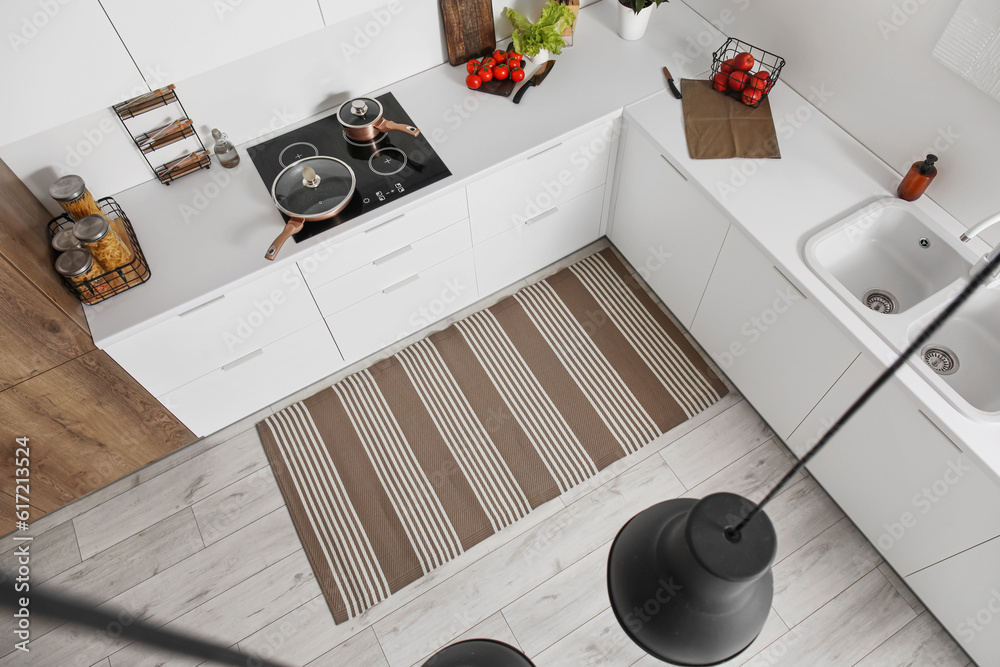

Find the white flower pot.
[
  {"left": 617, "top": 2, "right": 653, "bottom": 41},
  {"left": 527, "top": 48, "right": 550, "bottom": 66}
]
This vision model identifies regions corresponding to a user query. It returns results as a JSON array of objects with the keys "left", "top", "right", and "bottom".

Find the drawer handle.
[
  {"left": 383, "top": 274, "right": 420, "bottom": 294},
  {"left": 527, "top": 143, "right": 563, "bottom": 160},
  {"left": 660, "top": 154, "right": 688, "bottom": 182},
  {"left": 178, "top": 294, "right": 226, "bottom": 318},
  {"left": 366, "top": 213, "right": 405, "bottom": 233},
  {"left": 222, "top": 348, "right": 264, "bottom": 371},
  {"left": 771, "top": 266, "right": 806, "bottom": 300},
  {"left": 526, "top": 207, "right": 559, "bottom": 225},
  {"left": 373, "top": 244, "right": 414, "bottom": 266}
]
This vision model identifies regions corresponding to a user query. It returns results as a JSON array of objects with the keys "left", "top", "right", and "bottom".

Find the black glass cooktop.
[{"left": 247, "top": 93, "right": 451, "bottom": 243}]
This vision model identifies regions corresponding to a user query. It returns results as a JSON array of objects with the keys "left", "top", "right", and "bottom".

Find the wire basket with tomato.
[{"left": 709, "top": 38, "right": 785, "bottom": 108}]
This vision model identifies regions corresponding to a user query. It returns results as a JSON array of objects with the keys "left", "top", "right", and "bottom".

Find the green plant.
[
  {"left": 505, "top": 1, "right": 576, "bottom": 57},
  {"left": 619, "top": 0, "right": 669, "bottom": 15}
]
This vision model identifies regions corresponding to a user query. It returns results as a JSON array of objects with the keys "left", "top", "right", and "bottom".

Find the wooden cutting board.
[{"left": 440, "top": 0, "right": 496, "bottom": 66}]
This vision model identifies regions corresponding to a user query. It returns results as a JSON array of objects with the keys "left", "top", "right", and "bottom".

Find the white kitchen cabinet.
[
  {"left": 299, "top": 187, "right": 469, "bottom": 290},
  {"left": 326, "top": 249, "right": 478, "bottom": 364},
  {"left": 788, "top": 353, "right": 1000, "bottom": 577},
  {"left": 106, "top": 265, "right": 321, "bottom": 398},
  {"left": 312, "top": 220, "right": 471, "bottom": 317},
  {"left": 690, "top": 226, "right": 859, "bottom": 438},
  {"left": 99, "top": 0, "right": 323, "bottom": 85},
  {"left": 466, "top": 119, "right": 614, "bottom": 245},
  {"left": 160, "top": 321, "right": 343, "bottom": 437},
  {"left": 474, "top": 185, "right": 604, "bottom": 297},
  {"left": 905, "top": 535, "right": 1000, "bottom": 666},
  {"left": 0, "top": 0, "right": 147, "bottom": 146},
  {"left": 608, "top": 121, "right": 731, "bottom": 328}
]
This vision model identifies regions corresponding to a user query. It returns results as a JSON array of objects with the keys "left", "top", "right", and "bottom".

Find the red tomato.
[
  {"left": 734, "top": 52, "right": 754, "bottom": 71},
  {"left": 466, "top": 74, "right": 483, "bottom": 90},
  {"left": 742, "top": 86, "right": 763, "bottom": 106},
  {"left": 493, "top": 64, "right": 509, "bottom": 80},
  {"left": 493, "top": 50, "right": 507, "bottom": 64},
  {"left": 720, "top": 58, "right": 735, "bottom": 75},
  {"left": 727, "top": 70, "right": 749, "bottom": 92},
  {"left": 477, "top": 66, "right": 493, "bottom": 82},
  {"left": 480, "top": 57, "right": 496, "bottom": 68},
  {"left": 508, "top": 52, "right": 523, "bottom": 64},
  {"left": 466, "top": 59, "right": 481, "bottom": 75},
  {"left": 510, "top": 66, "right": 525, "bottom": 82},
  {"left": 712, "top": 72, "right": 729, "bottom": 91}
]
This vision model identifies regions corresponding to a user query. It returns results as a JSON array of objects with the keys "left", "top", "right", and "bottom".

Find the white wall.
[{"left": 681, "top": 0, "right": 1000, "bottom": 244}]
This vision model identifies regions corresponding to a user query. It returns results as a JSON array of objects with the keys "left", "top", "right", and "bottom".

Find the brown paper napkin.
[{"left": 681, "top": 79, "right": 781, "bottom": 160}]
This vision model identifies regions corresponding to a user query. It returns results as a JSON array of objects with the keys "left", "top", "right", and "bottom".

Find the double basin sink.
[{"left": 804, "top": 199, "right": 1000, "bottom": 419}]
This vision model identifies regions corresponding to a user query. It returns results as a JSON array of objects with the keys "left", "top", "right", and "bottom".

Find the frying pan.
[
  {"left": 264, "top": 156, "right": 356, "bottom": 261},
  {"left": 337, "top": 97, "right": 421, "bottom": 141}
]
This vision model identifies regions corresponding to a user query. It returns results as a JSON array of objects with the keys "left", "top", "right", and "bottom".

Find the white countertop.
[{"left": 87, "top": 0, "right": 1000, "bottom": 478}]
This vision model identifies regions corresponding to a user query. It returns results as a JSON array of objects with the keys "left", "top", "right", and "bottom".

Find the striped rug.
[{"left": 256, "top": 248, "right": 728, "bottom": 623}]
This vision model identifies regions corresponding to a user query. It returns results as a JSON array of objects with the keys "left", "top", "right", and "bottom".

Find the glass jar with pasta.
[
  {"left": 49, "top": 175, "right": 108, "bottom": 222},
  {"left": 54, "top": 248, "right": 109, "bottom": 304},
  {"left": 73, "top": 214, "right": 133, "bottom": 288}
]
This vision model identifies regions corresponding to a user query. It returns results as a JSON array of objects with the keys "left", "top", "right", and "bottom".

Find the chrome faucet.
[{"left": 960, "top": 211, "right": 1000, "bottom": 287}]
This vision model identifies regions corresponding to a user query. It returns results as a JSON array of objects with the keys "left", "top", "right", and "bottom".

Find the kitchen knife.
[
  {"left": 662, "top": 66, "right": 682, "bottom": 99},
  {"left": 513, "top": 60, "right": 556, "bottom": 104}
]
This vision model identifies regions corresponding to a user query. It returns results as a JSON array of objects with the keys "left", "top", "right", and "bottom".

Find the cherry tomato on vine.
[
  {"left": 466, "top": 59, "right": 481, "bottom": 75},
  {"left": 466, "top": 74, "right": 483, "bottom": 89},
  {"left": 477, "top": 66, "right": 493, "bottom": 83},
  {"left": 493, "top": 64, "right": 509, "bottom": 80},
  {"left": 510, "top": 66, "right": 525, "bottom": 83}
]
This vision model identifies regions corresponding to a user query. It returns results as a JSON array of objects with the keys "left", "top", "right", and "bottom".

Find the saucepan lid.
[
  {"left": 271, "top": 156, "right": 356, "bottom": 219},
  {"left": 337, "top": 97, "right": 384, "bottom": 129}
]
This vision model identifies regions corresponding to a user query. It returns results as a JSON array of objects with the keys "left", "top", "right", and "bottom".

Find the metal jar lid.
[
  {"left": 49, "top": 174, "right": 87, "bottom": 202},
  {"left": 54, "top": 248, "right": 94, "bottom": 278},
  {"left": 73, "top": 214, "right": 110, "bottom": 243},
  {"left": 51, "top": 229, "right": 82, "bottom": 252}
]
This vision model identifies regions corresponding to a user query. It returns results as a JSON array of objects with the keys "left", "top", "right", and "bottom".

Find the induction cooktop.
[{"left": 247, "top": 93, "right": 451, "bottom": 243}]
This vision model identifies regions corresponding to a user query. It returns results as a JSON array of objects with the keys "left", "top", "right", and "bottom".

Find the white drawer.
[
  {"left": 106, "top": 265, "right": 320, "bottom": 397},
  {"left": 312, "top": 220, "right": 472, "bottom": 316},
  {"left": 299, "top": 187, "right": 469, "bottom": 289},
  {"left": 475, "top": 185, "right": 604, "bottom": 296},
  {"left": 160, "top": 321, "right": 343, "bottom": 437},
  {"left": 467, "top": 120, "right": 613, "bottom": 244},
  {"left": 326, "top": 249, "right": 479, "bottom": 364}
]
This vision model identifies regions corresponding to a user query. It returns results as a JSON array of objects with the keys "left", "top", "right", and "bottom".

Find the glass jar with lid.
[
  {"left": 51, "top": 228, "right": 83, "bottom": 254},
  {"left": 73, "top": 214, "right": 132, "bottom": 287},
  {"left": 49, "top": 175, "right": 108, "bottom": 222},
  {"left": 54, "top": 248, "right": 109, "bottom": 303}
]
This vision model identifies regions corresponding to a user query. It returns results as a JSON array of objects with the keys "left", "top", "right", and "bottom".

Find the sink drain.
[
  {"left": 863, "top": 289, "right": 898, "bottom": 314},
  {"left": 923, "top": 346, "right": 959, "bottom": 375}
]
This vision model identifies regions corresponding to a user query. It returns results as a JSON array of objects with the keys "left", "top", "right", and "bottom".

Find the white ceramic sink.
[
  {"left": 907, "top": 287, "right": 1000, "bottom": 417},
  {"left": 805, "top": 198, "right": 1000, "bottom": 420},
  {"left": 804, "top": 199, "right": 976, "bottom": 349}
]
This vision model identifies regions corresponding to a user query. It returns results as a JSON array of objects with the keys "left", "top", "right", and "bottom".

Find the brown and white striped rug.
[{"left": 256, "top": 248, "right": 728, "bottom": 623}]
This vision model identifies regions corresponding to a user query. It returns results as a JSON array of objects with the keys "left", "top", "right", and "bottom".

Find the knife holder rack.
[
  {"left": 48, "top": 197, "right": 151, "bottom": 305},
  {"left": 114, "top": 84, "right": 210, "bottom": 185}
]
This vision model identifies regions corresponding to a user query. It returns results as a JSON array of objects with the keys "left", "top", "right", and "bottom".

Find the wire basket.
[
  {"left": 48, "top": 197, "right": 151, "bottom": 305},
  {"left": 710, "top": 38, "right": 785, "bottom": 109}
]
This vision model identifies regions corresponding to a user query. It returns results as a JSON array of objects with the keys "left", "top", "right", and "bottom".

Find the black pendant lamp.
[
  {"left": 607, "top": 244, "right": 1000, "bottom": 664},
  {"left": 607, "top": 493, "right": 776, "bottom": 665},
  {"left": 421, "top": 639, "right": 536, "bottom": 666}
]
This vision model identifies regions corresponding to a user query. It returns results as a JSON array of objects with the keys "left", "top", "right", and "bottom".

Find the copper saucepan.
[
  {"left": 337, "top": 97, "right": 420, "bottom": 141},
  {"left": 264, "top": 156, "right": 356, "bottom": 261}
]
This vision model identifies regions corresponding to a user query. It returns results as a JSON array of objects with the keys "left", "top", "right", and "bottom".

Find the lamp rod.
[{"left": 731, "top": 250, "right": 1000, "bottom": 536}]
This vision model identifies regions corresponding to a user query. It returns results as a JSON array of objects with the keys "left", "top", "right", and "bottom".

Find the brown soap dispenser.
[{"left": 897, "top": 154, "right": 937, "bottom": 201}]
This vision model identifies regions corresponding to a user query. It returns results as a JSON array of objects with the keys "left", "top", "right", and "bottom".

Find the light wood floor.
[{"left": 0, "top": 241, "right": 974, "bottom": 667}]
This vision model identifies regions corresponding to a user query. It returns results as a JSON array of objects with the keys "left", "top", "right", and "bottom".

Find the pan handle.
[
  {"left": 264, "top": 218, "right": 306, "bottom": 261},
  {"left": 375, "top": 118, "right": 420, "bottom": 137}
]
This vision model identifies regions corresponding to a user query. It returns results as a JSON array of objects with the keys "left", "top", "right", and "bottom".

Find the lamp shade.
[
  {"left": 421, "top": 639, "right": 536, "bottom": 666},
  {"left": 607, "top": 493, "right": 777, "bottom": 666}
]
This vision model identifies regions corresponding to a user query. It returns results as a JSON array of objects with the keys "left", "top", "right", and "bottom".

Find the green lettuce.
[{"left": 506, "top": 1, "right": 576, "bottom": 57}]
